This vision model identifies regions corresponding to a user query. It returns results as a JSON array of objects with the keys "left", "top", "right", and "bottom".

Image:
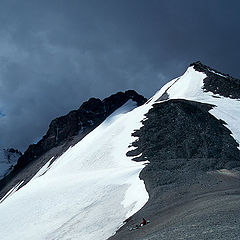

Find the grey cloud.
[{"left": 0, "top": 0, "right": 239, "bottom": 151}]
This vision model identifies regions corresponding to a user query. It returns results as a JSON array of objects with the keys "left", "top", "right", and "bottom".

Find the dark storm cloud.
[{"left": 0, "top": 0, "right": 239, "bottom": 151}]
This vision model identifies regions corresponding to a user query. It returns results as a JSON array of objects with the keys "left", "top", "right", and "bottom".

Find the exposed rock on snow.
[{"left": 191, "top": 61, "right": 240, "bottom": 99}]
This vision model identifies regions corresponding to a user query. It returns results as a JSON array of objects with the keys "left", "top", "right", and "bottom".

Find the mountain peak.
[
  {"left": 190, "top": 60, "right": 208, "bottom": 71},
  {"left": 189, "top": 61, "right": 240, "bottom": 99},
  {"left": 190, "top": 61, "right": 227, "bottom": 78}
]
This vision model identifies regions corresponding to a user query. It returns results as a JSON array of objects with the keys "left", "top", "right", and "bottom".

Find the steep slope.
[
  {"left": 0, "top": 91, "right": 149, "bottom": 240},
  {"left": 14, "top": 90, "right": 146, "bottom": 171},
  {"left": 0, "top": 90, "right": 146, "bottom": 199},
  {"left": 109, "top": 62, "right": 240, "bottom": 240}
]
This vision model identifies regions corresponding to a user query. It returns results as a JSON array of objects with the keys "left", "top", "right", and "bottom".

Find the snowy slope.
[
  {"left": 0, "top": 149, "right": 21, "bottom": 180},
  {"left": 154, "top": 66, "right": 240, "bottom": 149},
  {"left": 0, "top": 100, "right": 153, "bottom": 240},
  {"left": 0, "top": 64, "right": 239, "bottom": 240}
]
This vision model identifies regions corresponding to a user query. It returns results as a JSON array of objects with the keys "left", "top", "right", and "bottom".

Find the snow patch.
[{"left": 208, "top": 69, "right": 227, "bottom": 78}]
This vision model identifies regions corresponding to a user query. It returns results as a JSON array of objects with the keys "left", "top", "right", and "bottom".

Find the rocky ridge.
[
  {"left": 191, "top": 61, "right": 240, "bottom": 99},
  {"left": 14, "top": 90, "right": 146, "bottom": 171},
  {"left": 0, "top": 90, "right": 146, "bottom": 198}
]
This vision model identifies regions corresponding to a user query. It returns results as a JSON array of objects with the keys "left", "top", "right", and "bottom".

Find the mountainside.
[
  {"left": 110, "top": 62, "right": 240, "bottom": 240},
  {"left": 14, "top": 90, "right": 146, "bottom": 172},
  {"left": 0, "top": 90, "right": 146, "bottom": 200},
  {"left": 0, "top": 98, "right": 151, "bottom": 240},
  {"left": 0, "top": 62, "right": 239, "bottom": 240}
]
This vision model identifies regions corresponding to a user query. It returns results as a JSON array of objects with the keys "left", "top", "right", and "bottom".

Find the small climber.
[
  {"left": 127, "top": 218, "right": 149, "bottom": 231},
  {"left": 140, "top": 218, "right": 147, "bottom": 227}
]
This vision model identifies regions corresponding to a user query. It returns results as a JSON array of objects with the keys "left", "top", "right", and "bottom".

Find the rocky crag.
[
  {"left": 0, "top": 90, "right": 146, "bottom": 198},
  {"left": 191, "top": 61, "right": 240, "bottom": 99}
]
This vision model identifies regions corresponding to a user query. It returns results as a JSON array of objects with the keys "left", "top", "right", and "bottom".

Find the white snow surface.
[
  {"left": 0, "top": 100, "right": 153, "bottom": 240},
  {"left": 158, "top": 66, "right": 240, "bottom": 148}
]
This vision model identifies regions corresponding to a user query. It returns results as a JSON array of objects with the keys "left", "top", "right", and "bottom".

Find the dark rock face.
[
  {"left": 14, "top": 90, "right": 146, "bottom": 171},
  {"left": 128, "top": 99, "right": 240, "bottom": 171},
  {"left": 0, "top": 90, "right": 146, "bottom": 193},
  {"left": 190, "top": 61, "right": 240, "bottom": 99},
  {"left": 127, "top": 99, "right": 240, "bottom": 193},
  {"left": 128, "top": 99, "right": 240, "bottom": 189},
  {"left": 7, "top": 148, "right": 22, "bottom": 156}
]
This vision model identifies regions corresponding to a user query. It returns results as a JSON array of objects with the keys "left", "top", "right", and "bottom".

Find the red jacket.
[{"left": 142, "top": 219, "right": 147, "bottom": 225}]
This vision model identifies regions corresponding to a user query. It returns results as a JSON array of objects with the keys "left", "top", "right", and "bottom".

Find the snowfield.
[{"left": 0, "top": 100, "right": 151, "bottom": 240}]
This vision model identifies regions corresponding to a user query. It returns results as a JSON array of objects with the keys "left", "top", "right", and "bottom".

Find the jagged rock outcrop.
[
  {"left": 128, "top": 99, "right": 240, "bottom": 170},
  {"left": 191, "top": 61, "right": 240, "bottom": 99},
  {"left": 14, "top": 90, "right": 146, "bottom": 171},
  {"left": 5, "top": 148, "right": 22, "bottom": 156},
  {"left": 128, "top": 99, "right": 240, "bottom": 186}
]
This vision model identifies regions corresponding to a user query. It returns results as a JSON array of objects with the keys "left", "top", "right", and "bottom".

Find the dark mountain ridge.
[
  {"left": 14, "top": 90, "right": 146, "bottom": 171},
  {"left": 0, "top": 90, "right": 146, "bottom": 198}
]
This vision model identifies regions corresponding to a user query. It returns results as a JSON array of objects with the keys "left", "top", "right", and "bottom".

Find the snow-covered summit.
[{"left": 151, "top": 62, "right": 240, "bottom": 149}]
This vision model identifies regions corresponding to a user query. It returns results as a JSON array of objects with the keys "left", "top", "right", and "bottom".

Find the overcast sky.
[{"left": 0, "top": 0, "right": 240, "bottom": 152}]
